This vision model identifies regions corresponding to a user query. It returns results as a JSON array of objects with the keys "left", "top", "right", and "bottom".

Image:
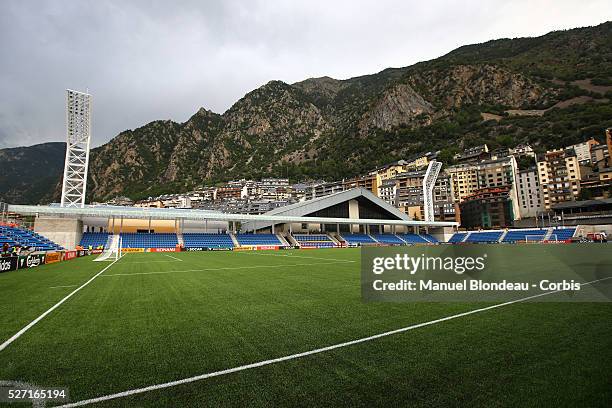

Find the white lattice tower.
[
  {"left": 61, "top": 89, "right": 92, "bottom": 208},
  {"left": 422, "top": 160, "right": 442, "bottom": 222}
]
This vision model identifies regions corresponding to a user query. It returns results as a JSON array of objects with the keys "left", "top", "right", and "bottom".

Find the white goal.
[
  {"left": 94, "top": 234, "right": 122, "bottom": 262},
  {"left": 525, "top": 234, "right": 557, "bottom": 243}
]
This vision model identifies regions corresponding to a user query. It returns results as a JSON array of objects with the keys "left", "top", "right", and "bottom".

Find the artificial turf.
[{"left": 0, "top": 247, "right": 610, "bottom": 407}]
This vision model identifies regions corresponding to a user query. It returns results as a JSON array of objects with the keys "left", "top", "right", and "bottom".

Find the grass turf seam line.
[
  {"left": 55, "top": 276, "right": 612, "bottom": 408},
  {"left": 235, "top": 251, "right": 346, "bottom": 261},
  {"left": 100, "top": 260, "right": 356, "bottom": 277},
  {"left": 0, "top": 257, "right": 122, "bottom": 353}
]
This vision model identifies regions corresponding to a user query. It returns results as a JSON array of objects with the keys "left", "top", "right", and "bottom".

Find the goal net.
[
  {"left": 525, "top": 234, "right": 557, "bottom": 243},
  {"left": 94, "top": 234, "right": 122, "bottom": 262}
]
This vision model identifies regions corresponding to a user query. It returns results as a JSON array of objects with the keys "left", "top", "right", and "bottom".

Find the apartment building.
[
  {"left": 516, "top": 168, "right": 543, "bottom": 218},
  {"left": 567, "top": 138, "right": 599, "bottom": 164},
  {"left": 536, "top": 149, "right": 582, "bottom": 210}
]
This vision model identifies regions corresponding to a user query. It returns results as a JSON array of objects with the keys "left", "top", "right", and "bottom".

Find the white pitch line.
[
  {"left": 49, "top": 285, "right": 79, "bottom": 289},
  {"left": 101, "top": 260, "right": 356, "bottom": 277},
  {"left": 56, "top": 276, "right": 612, "bottom": 408},
  {"left": 165, "top": 254, "right": 183, "bottom": 262},
  {"left": 0, "top": 257, "right": 122, "bottom": 353}
]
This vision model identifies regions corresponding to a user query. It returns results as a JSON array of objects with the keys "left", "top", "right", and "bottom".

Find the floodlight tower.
[
  {"left": 422, "top": 160, "right": 442, "bottom": 222},
  {"left": 60, "top": 89, "right": 92, "bottom": 208}
]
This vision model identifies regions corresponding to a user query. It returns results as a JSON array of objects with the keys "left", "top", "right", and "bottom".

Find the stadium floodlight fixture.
[
  {"left": 422, "top": 160, "right": 442, "bottom": 222},
  {"left": 60, "top": 89, "right": 92, "bottom": 208}
]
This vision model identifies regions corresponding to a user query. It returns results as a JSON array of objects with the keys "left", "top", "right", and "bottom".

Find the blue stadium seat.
[
  {"left": 464, "top": 231, "right": 503, "bottom": 243},
  {"left": 398, "top": 233, "right": 430, "bottom": 244},
  {"left": 235, "top": 234, "right": 283, "bottom": 246},
  {"left": 448, "top": 232, "right": 467, "bottom": 243},
  {"left": 502, "top": 229, "right": 546, "bottom": 243},
  {"left": 120, "top": 233, "right": 178, "bottom": 249},
  {"left": 293, "top": 234, "right": 337, "bottom": 248},
  {"left": 0, "top": 226, "right": 63, "bottom": 251},
  {"left": 340, "top": 234, "right": 376, "bottom": 245},
  {"left": 551, "top": 228, "right": 576, "bottom": 241},
  {"left": 183, "top": 233, "right": 234, "bottom": 249},
  {"left": 80, "top": 232, "right": 110, "bottom": 248},
  {"left": 372, "top": 234, "right": 405, "bottom": 244}
]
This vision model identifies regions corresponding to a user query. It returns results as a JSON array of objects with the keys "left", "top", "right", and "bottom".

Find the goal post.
[
  {"left": 94, "top": 234, "right": 122, "bottom": 261},
  {"left": 525, "top": 234, "right": 557, "bottom": 243}
]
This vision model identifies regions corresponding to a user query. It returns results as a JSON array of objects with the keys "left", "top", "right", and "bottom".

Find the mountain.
[
  {"left": 0, "top": 142, "right": 66, "bottom": 204},
  {"left": 1, "top": 22, "right": 611, "bottom": 204}
]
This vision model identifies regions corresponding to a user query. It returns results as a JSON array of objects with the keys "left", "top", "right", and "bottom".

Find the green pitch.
[{"left": 0, "top": 248, "right": 610, "bottom": 407}]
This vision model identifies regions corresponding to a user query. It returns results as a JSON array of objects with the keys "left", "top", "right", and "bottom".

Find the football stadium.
[
  {"left": 1, "top": 183, "right": 611, "bottom": 407},
  {"left": 2, "top": 7, "right": 612, "bottom": 408}
]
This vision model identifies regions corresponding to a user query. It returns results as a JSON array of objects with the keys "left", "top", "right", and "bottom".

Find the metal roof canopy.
[{"left": 8, "top": 202, "right": 458, "bottom": 228}]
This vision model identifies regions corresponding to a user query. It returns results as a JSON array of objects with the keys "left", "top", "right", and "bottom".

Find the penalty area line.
[
  {"left": 56, "top": 276, "right": 612, "bottom": 407},
  {"left": 0, "top": 256, "right": 122, "bottom": 353},
  {"left": 165, "top": 254, "right": 183, "bottom": 262}
]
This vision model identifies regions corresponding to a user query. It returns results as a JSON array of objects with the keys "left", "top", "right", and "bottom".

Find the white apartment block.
[
  {"left": 567, "top": 138, "right": 599, "bottom": 164},
  {"left": 516, "top": 168, "right": 543, "bottom": 218}
]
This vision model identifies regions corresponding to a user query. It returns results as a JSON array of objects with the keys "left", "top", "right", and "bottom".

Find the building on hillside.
[
  {"left": 305, "top": 180, "right": 345, "bottom": 200},
  {"left": 188, "top": 187, "right": 217, "bottom": 203},
  {"left": 516, "top": 168, "right": 543, "bottom": 218},
  {"left": 384, "top": 170, "right": 457, "bottom": 222},
  {"left": 537, "top": 149, "right": 582, "bottom": 210},
  {"left": 445, "top": 156, "right": 520, "bottom": 219},
  {"left": 591, "top": 144, "right": 610, "bottom": 171},
  {"left": 368, "top": 155, "right": 432, "bottom": 181},
  {"left": 579, "top": 167, "right": 612, "bottom": 199},
  {"left": 377, "top": 179, "right": 398, "bottom": 206},
  {"left": 216, "top": 186, "right": 244, "bottom": 201},
  {"left": 454, "top": 144, "right": 490, "bottom": 163},
  {"left": 509, "top": 144, "right": 536, "bottom": 158},
  {"left": 105, "top": 196, "right": 134, "bottom": 206},
  {"left": 567, "top": 138, "right": 599, "bottom": 164},
  {"left": 459, "top": 186, "right": 514, "bottom": 229},
  {"left": 343, "top": 174, "right": 380, "bottom": 196},
  {"left": 134, "top": 199, "right": 164, "bottom": 208}
]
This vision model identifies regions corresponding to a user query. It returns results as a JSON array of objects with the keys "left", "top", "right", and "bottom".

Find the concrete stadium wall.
[{"left": 34, "top": 217, "right": 83, "bottom": 250}]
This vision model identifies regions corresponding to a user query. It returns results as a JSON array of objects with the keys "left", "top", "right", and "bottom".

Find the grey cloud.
[{"left": 0, "top": 0, "right": 609, "bottom": 148}]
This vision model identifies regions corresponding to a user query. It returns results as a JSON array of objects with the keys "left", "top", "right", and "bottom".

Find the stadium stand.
[
  {"left": 80, "top": 232, "right": 110, "bottom": 248},
  {"left": 551, "top": 228, "right": 576, "bottom": 241},
  {"left": 421, "top": 234, "right": 439, "bottom": 243},
  {"left": 235, "top": 234, "right": 283, "bottom": 246},
  {"left": 340, "top": 234, "right": 377, "bottom": 245},
  {"left": 448, "top": 232, "right": 468, "bottom": 243},
  {"left": 398, "top": 233, "right": 430, "bottom": 244},
  {"left": 120, "top": 233, "right": 178, "bottom": 249},
  {"left": 182, "top": 233, "right": 234, "bottom": 249},
  {"left": 464, "top": 231, "right": 503, "bottom": 243},
  {"left": 502, "top": 229, "right": 546, "bottom": 243},
  {"left": 0, "top": 225, "right": 63, "bottom": 251},
  {"left": 371, "top": 234, "right": 405, "bottom": 245},
  {"left": 293, "top": 234, "right": 336, "bottom": 248}
]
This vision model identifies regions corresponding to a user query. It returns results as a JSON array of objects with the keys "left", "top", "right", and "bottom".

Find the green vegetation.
[
  {"left": 0, "top": 247, "right": 610, "bottom": 407},
  {"left": 2, "top": 22, "right": 611, "bottom": 203}
]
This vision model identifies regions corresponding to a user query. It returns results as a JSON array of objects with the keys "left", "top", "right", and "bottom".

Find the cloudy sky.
[{"left": 0, "top": 0, "right": 610, "bottom": 148}]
